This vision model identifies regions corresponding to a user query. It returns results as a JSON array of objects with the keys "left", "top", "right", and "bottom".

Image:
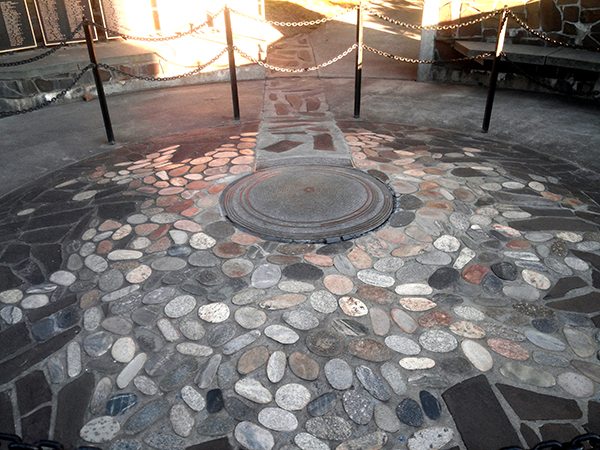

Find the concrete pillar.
[{"left": 417, "top": 0, "right": 441, "bottom": 82}]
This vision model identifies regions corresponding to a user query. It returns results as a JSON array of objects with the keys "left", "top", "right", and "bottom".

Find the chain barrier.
[
  {"left": 155, "top": 52, "right": 206, "bottom": 69},
  {"left": 0, "top": 432, "right": 102, "bottom": 449},
  {"left": 88, "top": 8, "right": 224, "bottom": 42},
  {"left": 0, "top": 64, "right": 93, "bottom": 118},
  {"left": 362, "top": 44, "right": 493, "bottom": 64},
  {"left": 96, "top": 47, "right": 228, "bottom": 81},
  {"left": 233, "top": 44, "right": 357, "bottom": 72},
  {"left": 501, "top": 433, "right": 600, "bottom": 450},
  {"left": 505, "top": 9, "right": 600, "bottom": 53},
  {"left": 229, "top": 6, "right": 357, "bottom": 28},
  {"left": 0, "top": 22, "right": 85, "bottom": 67},
  {"left": 501, "top": 53, "right": 600, "bottom": 99}
]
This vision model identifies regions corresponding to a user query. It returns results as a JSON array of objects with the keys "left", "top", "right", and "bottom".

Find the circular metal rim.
[{"left": 220, "top": 165, "right": 396, "bottom": 243}]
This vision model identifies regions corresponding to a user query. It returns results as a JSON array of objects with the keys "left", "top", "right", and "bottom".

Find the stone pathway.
[{"left": 2, "top": 32, "right": 600, "bottom": 450}]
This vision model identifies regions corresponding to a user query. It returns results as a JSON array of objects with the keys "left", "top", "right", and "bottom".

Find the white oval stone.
[
  {"left": 111, "top": 337, "right": 135, "bottom": 363},
  {"left": 408, "top": 427, "right": 454, "bottom": 450},
  {"left": 399, "top": 357, "right": 435, "bottom": 370},
  {"left": 176, "top": 342, "right": 213, "bottom": 356},
  {"left": 433, "top": 235, "right": 461, "bottom": 252},
  {"left": 385, "top": 335, "right": 421, "bottom": 355},
  {"left": 450, "top": 321, "right": 485, "bottom": 339},
  {"left": 117, "top": 353, "right": 147, "bottom": 389},
  {"left": 557, "top": 371, "right": 595, "bottom": 397},
  {"left": 80, "top": 416, "right": 120, "bottom": 443},
  {"left": 181, "top": 385, "right": 206, "bottom": 411},
  {"left": 267, "top": 351, "right": 287, "bottom": 383},
  {"left": 198, "top": 303, "right": 230, "bottom": 323},
  {"left": 264, "top": 325, "right": 299, "bottom": 344},
  {"left": 338, "top": 296, "right": 369, "bottom": 317},
  {"left": 49, "top": 271, "right": 76, "bottom": 286},
  {"left": 357, "top": 269, "right": 395, "bottom": 287},
  {"left": 295, "top": 432, "right": 329, "bottom": 450},
  {"left": 0, "top": 289, "right": 23, "bottom": 304},
  {"left": 125, "top": 264, "right": 152, "bottom": 283},
  {"left": 275, "top": 383, "right": 311, "bottom": 411},
  {"left": 170, "top": 404, "right": 194, "bottom": 437},
  {"left": 399, "top": 297, "right": 436, "bottom": 312},
  {"left": 419, "top": 330, "right": 458, "bottom": 353},
  {"left": 258, "top": 407, "right": 298, "bottom": 431},
  {"left": 453, "top": 305, "right": 485, "bottom": 321},
  {"left": 235, "top": 378, "right": 273, "bottom": 404},
  {"left": 521, "top": 269, "right": 551, "bottom": 290},
  {"left": 165, "top": 295, "right": 196, "bottom": 318},
  {"left": 556, "top": 231, "right": 582, "bottom": 242},
  {"left": 395, "top": 284, "right": 433, "bottom": 296},
  {"left": 235, "top": 422, "right": 274, "bottom": 450},
  {"left": 461, "top": 340, "right": 493, "bottom": 371},
  {"left": 107, "top": 250, "right": 143, "bottom": 261},
  {"left": 190, "top": 232, "right": 216, "bottom": 249},
  {"left": 21, "top": 294, "right": 49, "bottom": 309}
]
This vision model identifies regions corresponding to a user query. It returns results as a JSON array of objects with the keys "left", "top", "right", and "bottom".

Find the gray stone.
[
  {"left": 235, "top": 378, "right": 273, "bottom": 404},
  {"left": 307, "top": 392, "right": 336, "bottom": 417},
  {"left": 381, "top": 362, "right": 407, "bottom": 395},
  {"left": 252, "top": 264, "right": 281, "bottom": 288},
  {"left": 188, "top": 250, "right": 221, "bottom": 267},
  {"left": 258, "top": 407, "right": 298, "bottom": 431},
  {"left": 305, "top": 416, "right": 353, "bottom": 441},
  {"left": 143, "top": 432, "right": 184, "bottom": 450},
  {"left": 356, "top": 365, "right": 391, "bottom": 401},
  {"left": 408, "top": 427, "right": 454, "bottom": 450},
  {"left": 83, "top": 332, "right": 113, "bottom": 357},
  {"left": 164, "top": 295, "right": 196, "bottom": 318},
  {"left": 170, "top": 404, "right": 194, "bottom": 437},
  {"left": 283, "top": 310, "right": 319, "bottom": 330},
  {"left": 395, "top": 261, "right": 432, "bottom": 283},
  {"left": 267, "top": 350, "right": 287, "bottom": 383},
  {"left": 525, "top": 330, "right": 566, "bottom": 351},
  {"left": 342, "top": 390, "right": 373, "bottom": 425},
  {"left": 222, "top": 330, "right": 261, "bottom": 355},
  {"left": 133, "top": 376, "right": 158, "bottom": 396},
  {"left": 143, "top": 287, "right": 177, "bottom": 305},
  {"left": 198, "top": 354, "right": 222, "bottom": 389},
  {"left": 334, "top": 254, "right": 356, "bottom": 276},
  {"left": 265, "top": 325, "right": 299, "bottom": 344},
  {"left": 123, "top": 399, "right": 170, "bottom": 434},
  {"left": 275, "top": 383, "right": 311, "bottom": 411},
  {"left": 374, "top": 403, "right": 400, "bottom": 432},
  {"left": 324, "top": 358, "right": 353, "bottom": 390},
  {"left": 357, "top": 269, "right": 395, "bottom": 287},
  {"left": 235, "top": 306, "right": 267, "bottom": 329},
  {"left": 417, "top": 250, "right": 452, "bottom": 266},
  {"left": 310, "top": 290, "right": 338, "bottom": 314},
  {"left": 385, "top": 335, "right": 421, "bottom": 355},
  {"left": 532, "top": 351, "right": 570, "bottom": 367},
  {"left": 99, "top": 269, "right": 124, "bottom": 292},
  {"left": 234, "top": 422, "right": 274, "bottom": 450},
  {"left": 178, "top": 318, "right": 205, "bottom": 340}
]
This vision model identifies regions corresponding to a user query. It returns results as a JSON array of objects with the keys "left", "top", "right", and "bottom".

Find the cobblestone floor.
[{"left": 2, "top": 29, "right": 600, "bottom": 450}]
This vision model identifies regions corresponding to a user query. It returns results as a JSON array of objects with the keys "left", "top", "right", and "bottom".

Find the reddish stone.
[
  {"left": 419, "top": 181, "right": 440, "bottom": 190},
  {"left": 454, "top": 188, "right": 475, "bottom": 202},
  {"left": 348, "top": 338, "right": 392, "bottom": 362},
  {"left": 424, "top": 168, "right": 446, "bottom": 175},
  {"left": 506, "top": 239, "right": 532, "bottom": 250},
  {"left": 209, "top": 184, "right": 228, "bottom": 195},
  {"left": 174, "top": 220, "right": 202, "bottom": 232},
  {"left": 156, "top": 195, "right": 180, "bottom": 207},
  {"left": 137, "top": 187, "right": 158, "bottom": 194},
  {"left": 135, "top": 223, "right": 159, "bottom": 236},
  {"left": 238, "top": 346, "right": 269, "bottom": 375},
  {"left": 158, "top": 187, "right": 184, "bottom": 196},
  {"left": 462, "top": 265, "right": 489, "bottom": 284},
  {"left": 231, "top": 233, "right": 262, "bottom": 246},
  {"left": 190, "top": 157, "right": 212, "bottom": 165},
  {"left": 425, "top": 201, "right": 453, "bottom": 211},
  {"left": 324, "top": 275, "right": 354, "bottom": 296},
  {"left": 169, "top": 166, "right": 189, "bottom": 177},
  {"left": 488, "top": 338, "right": 530, "bottom": 361},
  {"left": 189, "top": 165, "right": 207, "bottom": 173},
  {"left": 80, "top": 290, "right": 100, "bottom": 308},
  {"left": 149, "top": 224, "right": 170, "bottom": 240},
  {"left": 170, "top": 177, "right": 188, "bottom": 187},
  {"left": 147, "top": 236, "right": 171, "bottom": 253},
  {"left": 288, "top": 352, "right": 320, "bottom": 380},
  {"left": 348, "top": 248, "right": 372, "bottom": 269},
  {"left": 376, "top": 228, "right": 407, "bottom": 244},
  {"left": 187, "top": 180, "right": 213, "bottom": 190},
  {"left": 357, "top": 286, "right": 395, "bottom": 305},
  {"left": 99, "top": 220, "right": 121, "bottom": 231},
  {"left": 304, "top": 254, "right": 334, "bottom": 267},
  {"left": 97, "top": 240, "right": 113, "bottom": 254},
  {"left": 418, "top": 310, "right": 452, "bottom": 328},
  {"left": 167, "top": 200, "right": 195, "bottom": 213},
  {"left": 205, "top": 167, "right": 228, "bottom": 177},
  {"left": 143, "top": 176, "right": 157, "bottom": 184},
  {"left": 181, "top": 207, "right": 199, "bottom": 217},
  {"left": 154, "top": 181, "right": 170, "bottom": 188},
  {"left": 213, "top": 242, "right": 246, "bottom": 259},
  {"left": 129, "top": 179, "right": 142, "bottom": 189}
]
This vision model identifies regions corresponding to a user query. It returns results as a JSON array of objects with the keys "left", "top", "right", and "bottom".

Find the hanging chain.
[
  {"left": 363, "top": 6, "right": 501, "bottom": 30},
  {"left": 229, "top": 6, "right": 357, "bottom": 27},
  {"left": 502, "top": 53, "right": 600, "bottom": 99},
  {"left": 233, "top": 44, "right": 357, "bottom": 72},
  {"left": 0, "top": 64, "right": 93, "bottom": 118},
  {"left": 502, "top": 433, "right": 600, "bottom": 450},
  {"left": 96, "top": 47, "right": 228, "bottom": 82},
  {"left": 505, "top": 9, "right": 600, "bottom": 52},
  {"left": 90, "top": 7, "right": 224, "bottom": 42},
  {"left": 154, "top": 52, "right": 207, "bottom": 69},
  {"left": 0, "top": 22, "right": 84, "bottom": 67},
  {"left": 362, "top": 44, "right": 493, "bottom": 64}
]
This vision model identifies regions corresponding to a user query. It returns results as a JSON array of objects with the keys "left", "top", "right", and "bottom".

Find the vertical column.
[
  {"left": 417, "top": 0, "right": 441, "bottom": 82},
  {"left": 225, "top": 6, "right": 240, "bottom": 120},
  {"left": 482, "top": 7, "right": 508, "bottom": 133},
  {"left": 353, "top": 3, "right": 363, "bottom": 118}
]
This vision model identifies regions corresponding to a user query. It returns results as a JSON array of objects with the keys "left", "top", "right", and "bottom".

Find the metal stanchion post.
[
  {"left": 225, "top": 6, "right": 240, "bottom": 120},
  {"left": 83, "top": 20, "right": 115, "bottom": 145},
  {"left": 482, "top": 8, "right": 508, "bottom": 133},
  {"left": 354, "top": 3, "right": 364, "bottom": 118}
]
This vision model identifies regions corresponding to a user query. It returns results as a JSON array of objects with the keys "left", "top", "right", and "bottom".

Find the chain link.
[
  {"left": 97, "top": 47, "right": 228, "bottom": 81},
  {"left": 90, "top": 8, "right": 224, "bottom": 42},
  {"left": 0, "top": 64, "right": 93, "bottom": 118},
  {"left": 502, "top": 433, "right": 600, "bottom": 450},
  {"left": 505, "top": 9, "right": 600, "bottom": 52},
  {"left": 154, "top": 52, "right": 207, "bottom": 69},
  {"left": 229, "top": 6, "right": 357, "bottom": 27},
  {"left": 233, "top": 44, "right": 357, "bottom": 72},
  {"left": 362, "top": 44, "right": 493, "bottom": 64},
  {"left": 502, "top": 53, "right": 600, "bottom": 99},
  {"left": 0, "top": 22, "right": 84, "bottom": 67},
  {"left": 363, "top": 6, "right": 501, "bottom": 31}
]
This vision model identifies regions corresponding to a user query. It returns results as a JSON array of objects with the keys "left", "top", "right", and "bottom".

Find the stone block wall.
[{"left": 437, "top": 0, "right": 600, "bottom": 48}]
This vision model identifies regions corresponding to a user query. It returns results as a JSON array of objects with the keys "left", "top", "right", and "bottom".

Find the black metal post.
[
  {"left": 482, "top": 8, "right": 508, "bottom": 133},
  {"left": 354, "top": 4, "right": 364, "bottom": 118},
  {"left": 225, "top": 6, "right": 240, "bottom": 120},
  {"left": 83, "top": 20, "right": 115, "bottom": 145}
]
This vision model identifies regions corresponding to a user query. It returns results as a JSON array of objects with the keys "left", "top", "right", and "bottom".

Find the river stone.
[
  {"left": 305, "top": 416, "right": 353, "bottom": 441},
  {"left": 499, "top": 361, "right": 556, "bottom": 387},
  {"left": 399, "top": 297, "right": 437, "bottom": 312},
  {"left": 159, "top": 358, "right": 199, "bottom": 392},
  {"left": 349, "top": 338, "right": 392, "bottom": 361},
  {"left": 503, "top": 285, "right": 539, "bottom": 301},
  {"left": 395, "top": 284, "right": 433, "bottom": 296},
  {"left": 207, "top": 323, "right": 237, "bottom": 347},
  {"left": 385, "top": 335, "right": 421, "bottom": 355},
  {"left": 370, "top": 307, "right": 390, "bottom": 336},
  {"left": 235, "top": 378, "right": 272, "bottom": 404},
  {"left": 396, "top": 398, "right": 424, "bottom": 427},
  {"left": 356, "top": 365, "right": 391, "bottom": 401},
  {"left": 178, "top": 318, "right": 205, "bottom": 340},
  {"left": 234, "top": 422, "right": 274, "bottom": 450},
  {"left": 198, "top": 303, "right": 230, "bottom": 322},
  {"left": 395, "top": 261, "right": 432, "bottom": 283},
  {"left": 571, "top": 360, "right": 600, "bottom": 383},
  {"left": 390, "top": 308, "right": 418, "bottom": 333},
  {"left": 307, "top": 392, "right": 336, "bottom": 417},
  {"left": 400, "top": 357, "right": 436, "bottom": 370},
  {"left": 258, "top": 408, "right": 298, "bottom": 431},
  {"left": 133, "top": 376, "right": 158, "bottom": 396},
  {"left": 419, "top": 330, "right": 458, "bottom": 353},
  {"left": 434, "top": 235, "right": 461, "bottom": 252},
  {"left": 524, "top": 330, "right": 566, "bottom": 351},
  {"left": 84, "top": 332, "right": 113, "bottom": 357},
  {"left": 181, "top": 385, "right": 205, "bottom": 411},
  {"left": 408, "top": 427, "right": 454, "bottom": 450},
  {"left": 90, "top": 377, "right": 113, "bottom": 415},
  {"left": 164, "top": 295, "right": 196, "bottom": 318},
  {"left": 563, "top": 327, "right": 596, "bottom": 357},
  {"left": 265, "top": 324, "right": 300, "bottom": 344},
  {"left": 339, "top": 296, "right": 369, "bottom": 317},
  {"left": 343, "top": 390, "right": 373, "bottom": 425},
  {"left": 381, "top": 362, "right": 407, "bottom": 395},
  {"left": 143, "top": 287, "right": 177, "bottom": 305},
  {"left": 417, "top": 251, "right": 452, "bottom": 266},
  {"left": 80, "top": 416, "right": 120, "bottom": 443},
  {"left": 252, "top": 264, "right": 282, "bottom": 289},
  {"left": 234, "top": 307, "right": 266, "bottom": 329},
  {"left": 450, "top": 321, "right": 486, "bottom": 339},
  {"left": 374, "top": 257, "right": 405, "bottom": 272},
  {"left": 532, "top": 351, "right": 569, "bottom": 367},
  {"left": 454, "top": 305, "right": 485, "bottom": 321},
  {"left": 309, "top": 290, "right": 338, "bottom": 313},
  {"left": 111, "top": 337, "right": 136, "bottom": 363},
  {"left": 122, "top": 399, "right": 170, "bottom": 434},
  {"left": 237, "top": 346, "right": 269, "bottom": 374},
  {"left": 357, "top": 270, "right": 395, "bottom": 287},
  {"left": 260, "top": 293, "right": 306, "bottom": 310},
  {"left": 336, "top": 431, "right": 388, "bottom": 450},
  {"left": 267, "top": 351, "right": 287, "bottom": 383},
  {"left": 306, "top": 329, "right": 344, "bottom": 357},
  {"left": 557, "top": 372, "right": 595, "bottom": 397},
  {"left": 289, "top": 352, "right": 320, "bottom": 380},
  {"left": 188, "top": 250, "right": 220, "bottom": 267},
  {"left": 374, "top": 403, "right": 400, "bottom": 432},
  {"left": 169, "top": 404, "right": 194, "bottom": 437},
  {"left": 275, "top": 383, "right": 311, "bottom": 411},
  {"left": 295, "top": 433, "right": 330, "bottom": 450},
  {"left": 283, "top": 310, "right": 319, "bottom": 330},
  {"left": 488, "top": 338, "right": 529, "bottom": 360},
  {"left": 324, "top": 358, "right": 353, "bottom": 390}
]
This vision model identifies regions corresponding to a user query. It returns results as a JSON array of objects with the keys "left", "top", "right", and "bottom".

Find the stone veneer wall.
[{"left": 436, "top": 0, "right": 600, "bottom": 47}]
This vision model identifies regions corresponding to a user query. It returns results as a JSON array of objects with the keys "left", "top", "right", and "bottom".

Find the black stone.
[
  {"left": 0, "top": 322, "right": 33, "bottom": 361},
  {"left": 520, "top": 423, "right": 540, "bottom": 448},
  {"left": 23, "top": 208, "right": 92, "bottom": 231},
  {"left": 586, "top": 401, "right": 600, "bottom": 434},
  {"left": 207, "top": 389, "right": 224, "bottom": 413},
  {"left": 205, "top": 221, "right": 236, "bottom": 238},
  {"left": 308, "top": 392, "right": 337, "bottom": 417},
  {"left": 508, "top": 217, "right": 597, "bottom": 232},
  {"left": 224, "top": 396, "right": 253, "bottom": 421},
  {"left": 428, "top": 267, "right": 460, "bottom": 290},
  {"left": 56, "top": 305, "right": 81, "bottom": 329},
  {"left": 399, "top": 195, "right": 423, "bottom": 210},
  {"left": 31, "top": 244, "right": 63, "bottom": 273},
  {"left": 0, "top": 390, "right": 14, "bottom": 434},
  {"left": 482, "top": 239, "right": 502, "bottom": 250},
  {"left": 32, "top": 318, "right": 56, "bottom": 341},
  {"left": 546, "top": 292, "right": 600, "bottom": 313},
  {"left": 197, "top": 268, "right": 226, "bottom": 286},
  {"left": 16, "top": 370, "right": 52, "bottom": 415},
  {"left": 186, "top": 437, "right": 233, "bottom": 450},
  {"left": 496, "top": 383, "right": 582, "bottom": 420},
  {"left": 532, "top": 318, "right": 559, "bottom": 334},
  {"left": 544, "top": 276, "right": 588, "bottom": 299},
  {"left": 389, "top": 211, "right": 415, "bottom": 227},
  {"left": 539, "top": 423, "right": 580, "bottom": 443},
  {"left": 54, "top": 372, "right": 95, "bottom": 448},
  {"left": 207, "top": 323, "right": 237, "bottom": 347},
  {"left": 482, "top": 275, "right": 503, "bottom": 296},
  {"left": 27, "top": 294, "right": 77, "bottom": 323},
  {"left": 396, "top": 398, "right": 424, "bottom": 427},
  {"left": 451, "top": 168, "right": 487, "bottom": 177},
  {"left": 442, "top": 375, "right": 520, "bottom": 450},
  {"left": 21, "top": 405, "right": 52, "bottom": 443},
  {"left": 439, "top": 357, "right": 473, "bottom": 375},
  {"left": 0, "top": 265, "right": 23, "bottom": 290},
  {"left": 0, "top": 242, "right": 30, "bottom": 264},
  {"left": 282, "top": 263, "right": 324, "bottom": 281},
  {"left": 15, "top": 258, "right": 45, "bottom": 284},
  {"left": 419, "top": 390, "right": 442, "bottom": 420},
  {"left": 592, "top": 314, "right": 600, "bottom": 329},
  {"left": 316, "top": 241, "right": 353, "bottom": 255},
  {"left": 593, "top": 271, "right": 600, "bottom": 289}
]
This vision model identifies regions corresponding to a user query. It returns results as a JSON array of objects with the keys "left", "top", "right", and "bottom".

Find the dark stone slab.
[
  {"left": 428, "top": 267, "right": 460, "bottom": 290},
  {"left": 389, "top": 211, "right": 415, "bottom": 227},
  {"left": 54, "top": 372, "right": 95, "bottom": 448},
  {"left": 20, "top": 225, "right": 73, "bottom": 244},
  {"left": 571, "top": 250, "right": 600, "bottom": 272},
  {"left": 539, "top": 423, "right": 580, "bottom": 443},
  {"left": 586, "top": 401, "right": 600, "bottom": 434},
  {"left": 0, "top": 390, "right": 15, "bottom": 434},
  {"left": 23, "top": 208, "right": 92, "bottom": 231},
  {"left": 27, "top": 294, "right": 78, "bottom": 323},
  {"left": 419, "top": 390, "right": 442, "bottom": 420},
  {"left": 263, "top": 140, "right": 303, "bottom": 153},
  {"left": 15, "top": 259, "right": 45, "bottom": 284},
  {"left": 0, "top": 243, "right": 30, "bottom": 264},
  {"left": 0, "top": 327, "right": 80, "bottom": 385},
  {"left": 396, "top": 398, "right": 424, "bottom": 427},
  {"left": 496, "top": 383, "right": 582, "bottom": 420},
  {"left": 544, "top": 277, "right": 588, "bottom": 299},
  {"left": 313, "top": 134, "right": 335, "bottom": 151},
  {"left": 0, "top": 322, "right": 33, "bottom": 361},
  {"left": 546, "top": 292, "right": 600, "bottom": 313},
  {"left": 207, "top": 389, "right": 224, "bottom": 414},
  {"left": 442, "top": 375, "right": 520, "bottom": 450},
  {"left": 451, "top": 168, "right": 487, "bottom": 177},
  {"left": 97, "top": 202, "right": 138, "bottom": 220},
  {"left": 185, "top": 437, "right": 233, "bottom": 450},
  {"left": 593, "top": 271, "right": 600, "bottom": 290},
  {"left": 520, "top": 207, "right": 575, "bottom": 217},
  {"left": 21, "top": 405, "right": 52, "bottom": 443},
  {"left": 520, "top": 423, "right": 540, "bottom": 448},
  {"left": 0, "top": 265, "right": 23, "bottom": 290},
  {"left": 16, "top": 370, "right": 52, "bottom": 415},
  {"left": 282, "top": 263, "right": 324, "bottom": 281},
  {"left": 508, "top": 218, "right": 597, "bottom": 232}
]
